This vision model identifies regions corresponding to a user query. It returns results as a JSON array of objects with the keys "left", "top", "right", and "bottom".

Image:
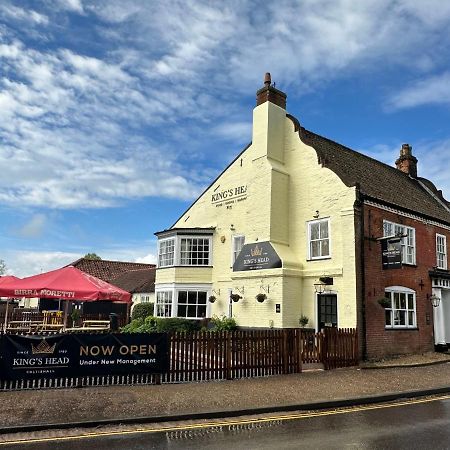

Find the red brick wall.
[{"left": 363, "top": 204, "right": 449, "bottom": 359}]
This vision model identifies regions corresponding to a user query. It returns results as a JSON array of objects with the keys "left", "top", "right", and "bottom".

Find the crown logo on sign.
[
  {"left": 251, "top": 245, "right": 262, "bottom": 257},
  {"left": 31, "top": 339, "right": 56, "bottom": 355}
]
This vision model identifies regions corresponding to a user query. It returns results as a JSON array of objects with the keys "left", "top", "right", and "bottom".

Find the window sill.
[
  {"left": 384, "top": 327, "right": 418, "bottom": 331},
  {"left": 157, "top": 265, "right": 213, "bottom": 269},
  {"left": 307, "top": 257, "right": 332, "bottom": 262}
]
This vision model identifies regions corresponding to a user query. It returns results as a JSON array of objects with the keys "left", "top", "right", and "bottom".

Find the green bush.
[
  {"left": 155, "top": 317, "right": 201, "bottom": 333},
  {"left": 121, "top": 316, "right": 200, "bottom": 333},
  {"left": 210, "top": 315, "right": 237, "bottom": 332},
  {"left": 131, "top": 303, "right": 154, "bottom": 321}
]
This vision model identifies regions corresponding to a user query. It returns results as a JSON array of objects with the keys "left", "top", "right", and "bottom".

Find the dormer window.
[{"left": 156, "top": 229, "right": 214, "bottom": 268}]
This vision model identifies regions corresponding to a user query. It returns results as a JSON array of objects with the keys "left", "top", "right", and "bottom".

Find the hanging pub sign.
[
  {"left": 381, "top": 238, "right": 402, "bottom": 269},
  {"left": 233, "top": 241, "right": 282, "bottom": 272},
  {"left": 0, "top": 333, "right": 169, "bottom": 381}
]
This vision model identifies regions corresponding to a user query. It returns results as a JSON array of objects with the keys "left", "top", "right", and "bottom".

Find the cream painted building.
[{"left": 154, "top": 74, "right": 358, "bottom": 331}]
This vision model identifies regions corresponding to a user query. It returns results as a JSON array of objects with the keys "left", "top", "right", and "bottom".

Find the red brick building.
[{"left": 305, "top": 134, "right": 450, "bottom": 359}]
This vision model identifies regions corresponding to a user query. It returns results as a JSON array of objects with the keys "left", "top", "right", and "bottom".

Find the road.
[{"left": 2, "top": 395, "right": 450, "bottom": 449}]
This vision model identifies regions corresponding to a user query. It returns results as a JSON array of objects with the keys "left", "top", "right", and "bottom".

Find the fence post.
[
  {"left": 282, "top": 330, "right": 288, "bottom": 374},
  {"left": 226, "top": 331, "right": 232, "bottom": 380}
]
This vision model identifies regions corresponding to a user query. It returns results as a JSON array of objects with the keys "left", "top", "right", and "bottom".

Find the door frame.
[{"left": 315, "top": 291, "right": 338, "bottom": 332}]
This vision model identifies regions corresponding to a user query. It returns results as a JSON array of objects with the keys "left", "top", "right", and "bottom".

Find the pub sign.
[
  {"left": 381, "top": 238, "right": 402, "bottom": 269},
  {"left": 233, "top": 241, "right": 282, "bottom": 272}
]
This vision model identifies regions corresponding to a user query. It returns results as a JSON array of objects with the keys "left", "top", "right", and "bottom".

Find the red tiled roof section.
[
  {"left": 70, "top": 258, "right": 155, "bottom": 284},
  {"left": 110, "top": 268, "right": 155, "bottom": 294}
]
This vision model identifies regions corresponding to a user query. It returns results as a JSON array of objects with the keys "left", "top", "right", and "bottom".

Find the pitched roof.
[
  {"left": 70, "top": 258, "right": 155, "bottom": 283},
  {"left": 110, "top": 268, "right": 155, "bottom": 294},
  {"left": 288, "top": 115, "right": 450, "bottom": 225}
]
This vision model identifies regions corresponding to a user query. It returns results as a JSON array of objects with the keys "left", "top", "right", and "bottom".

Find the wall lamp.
[{"left": 429, "top": 294, "right": 441, "bottom": 308}]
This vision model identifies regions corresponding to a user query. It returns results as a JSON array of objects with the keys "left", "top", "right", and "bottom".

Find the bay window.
[{"left": 157, "top": 233, "right": 212, "bottom": 268}]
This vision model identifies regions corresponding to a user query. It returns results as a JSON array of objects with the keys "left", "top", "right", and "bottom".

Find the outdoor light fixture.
[
  {"left": 314, "top": 282, "right": 327, "bottom": 294},
  {"left": 429, "top": 294, "right": 441, "bottom": 308},
  {"left": 314, "top": 276, "right": 333, "bottom": 294}
]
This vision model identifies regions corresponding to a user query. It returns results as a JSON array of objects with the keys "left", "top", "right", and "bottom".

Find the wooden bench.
[{"left": 64, "top": 320, "right": 110, "bottom": 333}]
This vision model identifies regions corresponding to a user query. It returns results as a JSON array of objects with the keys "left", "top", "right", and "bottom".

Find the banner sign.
[
  {"left": 233, "top": 241, "right": 282, "bottom": 271},
  {"left": 381, "top": 238, "right": 402, "bottom": 269},
  {"left": 0, "top": 333, "right": 169, "bottom": 381}
]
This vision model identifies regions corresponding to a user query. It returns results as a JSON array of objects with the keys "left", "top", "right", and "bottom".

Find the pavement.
[{"left": 1, "top": 353, "right": 450, "bottom": 434}]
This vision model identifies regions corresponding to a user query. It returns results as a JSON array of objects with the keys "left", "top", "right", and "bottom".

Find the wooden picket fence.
[
  {"left": 0, "top": 328, "right": 358, "bottom": 390},
  {"left": 163, "top": 328, "right": 358, "bottom": 383}
]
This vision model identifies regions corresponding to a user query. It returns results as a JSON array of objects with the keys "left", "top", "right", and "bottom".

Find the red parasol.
[{"left": 0, "top": 266, "right": 131, "bottom": 302}]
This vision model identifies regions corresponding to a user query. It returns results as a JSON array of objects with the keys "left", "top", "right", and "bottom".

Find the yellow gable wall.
[{"left": 156, "top": 100, "right": 357, "bottom": 329}]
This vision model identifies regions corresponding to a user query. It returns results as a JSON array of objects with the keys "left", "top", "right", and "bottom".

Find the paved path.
[{"left": 1, "top": 362, "right": 450, "bottom": 431}]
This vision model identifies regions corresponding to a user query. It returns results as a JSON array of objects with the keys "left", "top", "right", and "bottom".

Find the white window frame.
[
  {"left": 436, "top": 234, "right": 447, "bottom": 270},
  {"left": 384, "top": 286, "right": 416, "bottom": 329},
  {"left": 383, "top": 221, "right": 416, "bottom": 265},
  {"left": 307, "top": 218, "right": 331, "bottom": 260},
  {"left": 155, "top": 284, "right": 212, "bottom": 319},
  {"left": 179, "top": 236, "right": 212, "bottom": 266},
  {"left": 157, "top": 235, "right": 213, "bottom": 268},
  {"left": 231, "top": 234, "right": 245, "bottom": 266},
  {"left": 155, "top": 290, "right": 173, "bottom": 317},
  {"left": 176, "top": 289, "right": 208, "bottom": 319},
  {"left": 157, "top": 237, "right": 175, "bottom": 268}
]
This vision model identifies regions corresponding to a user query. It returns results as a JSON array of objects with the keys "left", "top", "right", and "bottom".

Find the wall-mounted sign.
[
  {"left": 0, "top": 333, "right": 169, "bottom": 381},
  {"left": 233, "top": 241, "right": 282, "bottom": 271},
  {"left": 381, "top": 238, "right": 402, "bottom": 269},
  {"left": 211, "top": 185, "right": 247, "bottom": 209}
]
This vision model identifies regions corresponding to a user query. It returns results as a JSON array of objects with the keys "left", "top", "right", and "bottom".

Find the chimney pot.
[
  {"left": 256, "top": 72, "right": 287, "bottom": 109},
  {"left": 396, "top": 143, "right": 418, "bottom": 178}
]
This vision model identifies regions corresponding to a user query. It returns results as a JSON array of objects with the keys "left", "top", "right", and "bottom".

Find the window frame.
[
  {"left": 231, "top": 234, "right": 245, "bottom": 266},
  {"left": 436, "top": 234, "right": 447, "bottom": 270},
  {"left": 307, "top": 218, "right": 331, "bottom": 260},
  {"left": 157, "top": 237, "right": 175, "bottom": 268},
  {"left": 383, "top": 220, "right": 416, "bottom": 265},
  {"left": 176, "top": 289, "right": 208, "bottom": 319},
  {"left": 157, "top": 235, "right": 213, "bottom": 268},
  {"left": 155, "top": 290, "right": 173, "bottom": 318},
  {"left": 155, "top": 284, "right": 212, "bottom": 319},
  {"left": 384, "top": 286, "right": 416, "bottom": 330}
]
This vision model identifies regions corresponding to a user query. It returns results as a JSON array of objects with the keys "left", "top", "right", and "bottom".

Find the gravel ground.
[
  {"left": 361, "top": 351, "right": 450, "bottom": 367},
  {"left": 1, "top": 357, "right": 449, "bottom": 429}
]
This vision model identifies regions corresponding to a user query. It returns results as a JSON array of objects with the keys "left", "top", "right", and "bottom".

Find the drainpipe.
[{"left": 355, "top": 185, "right": 367, "bottom": 360}]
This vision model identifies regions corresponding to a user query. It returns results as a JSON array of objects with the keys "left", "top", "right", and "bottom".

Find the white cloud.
[
  {"left": 387, "top": 72, "right": 450, "bottom": 109},
  {"left": 135, "top": 253, "right": 156, "bottom": 264},
  {"left": 1, "top": 0, "right": 450, "bottom": 210},
  {"left": 6, "top": 250, "right": 82, "bottom": 278},
  {"left": 0, "top": 4, "right": 49, "bottom": 25}
]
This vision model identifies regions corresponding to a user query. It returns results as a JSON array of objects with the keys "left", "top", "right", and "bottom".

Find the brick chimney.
[
  {"left": 395, "top": 144, "right": 418, "bottom": 178},
  {"left": 256, "top": 72, "right": 287, "bottom": 109}
]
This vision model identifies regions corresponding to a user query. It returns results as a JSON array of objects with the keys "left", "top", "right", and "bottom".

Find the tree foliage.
[
  {"left": 0, "top": 259, "right": 7, "bottom": 275},
  {"left": 84, "top": 253, "right": 102, "bottom": 260}
]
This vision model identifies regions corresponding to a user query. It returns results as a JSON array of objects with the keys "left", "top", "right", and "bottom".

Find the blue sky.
[{"left": 1, "top": 0, "right": 450, "bottom": 276}]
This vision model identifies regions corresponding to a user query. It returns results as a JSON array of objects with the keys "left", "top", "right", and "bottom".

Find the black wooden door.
[{"left": 318, "top": 294, "right": 337, "bottom": 330}]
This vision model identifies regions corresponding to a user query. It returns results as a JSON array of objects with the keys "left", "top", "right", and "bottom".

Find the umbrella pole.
[
  {"left": 3, "top": 298, "right": 9, "bottom": 332},
  {"left": 63, "top": 300, "right": 69, "bottom": 328}
]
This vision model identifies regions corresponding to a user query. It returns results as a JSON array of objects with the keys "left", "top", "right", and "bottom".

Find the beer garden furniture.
[{"left": 0, "top": 266, "right": 131, "bottom": 334}]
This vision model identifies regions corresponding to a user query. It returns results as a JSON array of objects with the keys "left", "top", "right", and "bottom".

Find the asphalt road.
[{"left": 3, "top": 395, "right": 450, "bottom": 449}]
